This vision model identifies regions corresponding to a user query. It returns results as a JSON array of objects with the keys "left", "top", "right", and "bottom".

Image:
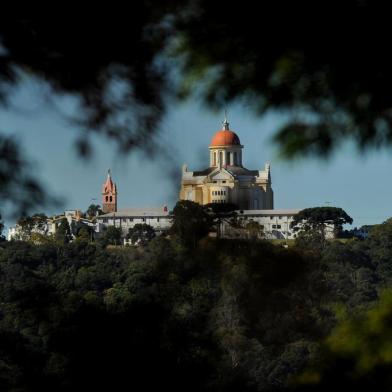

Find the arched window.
[
  {"left": 105, "top": 196, "right": 108, "bottom": 202},
  {"left": 110, "top": 196, "right": 112, "bottom": 202},
  {"left": 234, "top": 152, "right": 237, "bottom": 165},
  {"left": 219, "top": 151, "right": 223, "bottom": 165},
  {"left": 213, "top": 152, "right": 216, "bottom": 166},
  {"left": 226, "top": 152, "right": 230, "bottom": 165}
]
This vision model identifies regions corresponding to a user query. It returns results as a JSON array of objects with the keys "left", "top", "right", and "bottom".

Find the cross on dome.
[
  {"left": 210, "top": 113, "right": 241, "bottom": 147},
  {"left": 223, "top": 109, "right": 229, "bottom": 130}
]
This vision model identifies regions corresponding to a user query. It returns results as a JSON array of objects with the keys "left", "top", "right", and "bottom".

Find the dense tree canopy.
[
  {"left": 292, "top": 207, "right": 353, "bottom": 241},
  {"left": 205, "top": 202, "right": 238, "bottom": 238},
  {"left": 292, "top": 207, "right": 353, "bottom": 229},
  {"left": 1, "top": 216, "right": 392, "bottom": 390},
  {"left": 85, "top": 204, "right": 103, "bottom": 219},
  {"left": 100, "top": 226, "right": 122, "bottom": 246},
  {"left": 171, "top": 200, "right": 213, "bottom": 248},
  {"left": 127, "top": 223, "right": 155, "bottom": 246},
  {"left": 74, "top": 223, "right": 94, "bottom": 243},
  {"left": 294, "top": 290, "right": 392, "bottom": 391},
  {"left": 15, "top": 213, "right": 48, "bottom": 241},
  {"left": 55, "top": 217, "right": 72, "bottom": 244}
]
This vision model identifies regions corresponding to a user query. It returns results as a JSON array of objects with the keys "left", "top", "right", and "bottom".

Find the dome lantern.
[{"left": 209, "top": 114, "right": 243, "bottom": 167}]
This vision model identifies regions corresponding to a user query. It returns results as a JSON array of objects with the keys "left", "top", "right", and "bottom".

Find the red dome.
[{"left": 210, "top": 129, "right": 241, "bottom": 147}]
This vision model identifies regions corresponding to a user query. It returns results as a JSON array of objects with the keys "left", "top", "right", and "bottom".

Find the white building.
[
  {"left": 7, "top": 206, "right": 336, "bottom": 243},
  {"left": 221, "top": 209, "right": 335, "bottom": 240},
  {"left": 229, "top": 209, "right": 301, "bottom": 240},
  {"left": 96, "top": 207, "right": 300, "bottom": 241},
  {"left": 95, "top": 207, "right": 172, "bottom": 237}
]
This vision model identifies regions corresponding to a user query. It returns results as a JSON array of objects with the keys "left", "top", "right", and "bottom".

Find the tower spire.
[
  {"left": 102, "top": 169, "right": 117, "bottom": 213},
  {"left": 222, "top": 109, "right": 229, "bottom": 130}
]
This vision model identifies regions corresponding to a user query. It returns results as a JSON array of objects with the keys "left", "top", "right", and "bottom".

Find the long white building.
[
  {"left": 95, "top": 207, "right": 303, "bottom": 240},
  {"left": 95, "top": 207, "right": 172, "bottom": 236}
]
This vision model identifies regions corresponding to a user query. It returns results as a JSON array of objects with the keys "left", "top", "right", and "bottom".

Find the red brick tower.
[{"left": 102, "top": 169, "right": 117, "bottom": 213}]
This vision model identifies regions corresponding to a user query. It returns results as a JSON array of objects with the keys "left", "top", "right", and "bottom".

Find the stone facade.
[{"left": 179, "top": 118, "right": 273, "bottom": 210}]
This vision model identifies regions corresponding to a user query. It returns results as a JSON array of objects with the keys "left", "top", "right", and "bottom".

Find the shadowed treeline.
[{"left": 2, "top": 216, "right": 392, "bottom": 390}]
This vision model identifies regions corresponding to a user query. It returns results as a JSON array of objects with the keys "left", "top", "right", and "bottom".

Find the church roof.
[
  {"left": 102, "top": 169, "right": 117, "bottom": 193},
  {"left": 226, "top": 166, "right": 259, "bottom": 176},
  {"left": 99, "top": 207, "right": 170, "bottom": 218},
  {"left": 190, "top": 166, "right": 258, "bottom": 178},
  {"left": 210, "top": 129, "right": 241, "bottom": 147},
  {"left": 192, "top": 167, "right": 216, "bottom": 176},
  {"left": 210, "top": 116, "right": 241, "bottom": 147},
  {"left": 238, "top": 209, "right": 300, "bottom": 216}
]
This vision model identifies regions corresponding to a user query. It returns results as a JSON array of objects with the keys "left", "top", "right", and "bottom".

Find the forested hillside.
[{"left": 1, "top": 218, "right": 392, "bottom": 391}]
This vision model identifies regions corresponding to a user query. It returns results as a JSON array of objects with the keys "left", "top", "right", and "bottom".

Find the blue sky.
[{"left": 1, "top": 77, "right": 392, "bottom": 230}]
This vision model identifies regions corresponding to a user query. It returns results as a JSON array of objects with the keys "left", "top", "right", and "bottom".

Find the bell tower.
[{"left": 102, "top": 169, "right": 117, "bottom": 213}]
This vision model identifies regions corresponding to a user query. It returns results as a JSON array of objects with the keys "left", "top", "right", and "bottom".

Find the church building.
[{"left": 179, "top": 117, "right": 274, "bottom": 210}]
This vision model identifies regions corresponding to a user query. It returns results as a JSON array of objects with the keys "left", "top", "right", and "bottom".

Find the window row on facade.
[
  {"left": 100, "top": 217, "right": 168, "bottom": 223},
  {"left": 212, "top": 190, "right": 227, "bottom": 196}
]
